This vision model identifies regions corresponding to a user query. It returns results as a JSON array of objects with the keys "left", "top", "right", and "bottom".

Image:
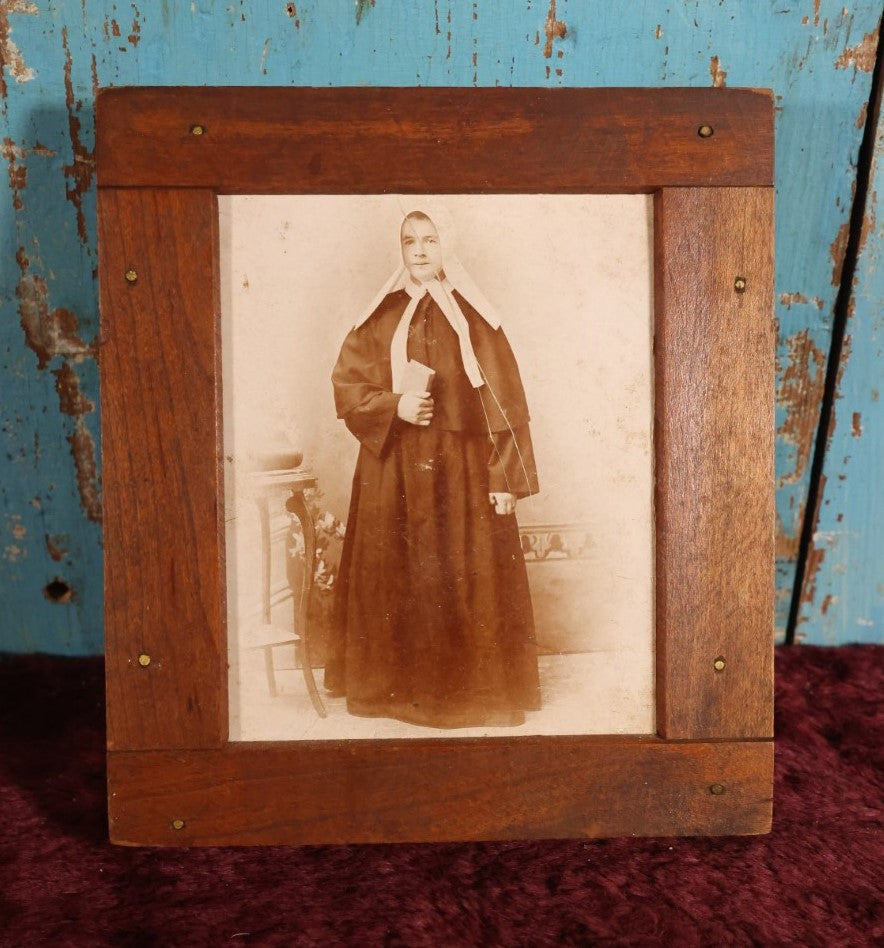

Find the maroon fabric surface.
[{"left": 1, "top": 646, "right": 881, "bottom": 947}]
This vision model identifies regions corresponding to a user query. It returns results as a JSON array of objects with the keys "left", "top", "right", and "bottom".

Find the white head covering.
[{"left": 354, "top": 205, "right": 502, "bottom": 392}]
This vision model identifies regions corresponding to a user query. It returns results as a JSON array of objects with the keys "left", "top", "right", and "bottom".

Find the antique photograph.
[{"left": 221, "top": 194, "right": 655, "bottom": 741}]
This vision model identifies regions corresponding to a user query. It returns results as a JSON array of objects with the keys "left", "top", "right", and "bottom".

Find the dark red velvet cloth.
[{"left": 1, "top": 646, "right": 881, "bottom": 946}]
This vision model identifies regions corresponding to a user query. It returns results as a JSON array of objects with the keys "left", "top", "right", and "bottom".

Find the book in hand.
[{"left": 400, "top": 359, "right": 435, "bottom": 394}]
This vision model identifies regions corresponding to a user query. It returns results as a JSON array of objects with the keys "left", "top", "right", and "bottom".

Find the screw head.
[
  {"left": 124, "top": 269, "right": 138, "bottom": 284},
  {"left": 698, "top": 124, "right": 715, "bottom": 138},
  {"left": 709, "top": 784, "right": 726, "bottom": 796},
  {"left": 190, "top": 124, "right": 205, "bottom": 136},
  {"left": 713, "top": 657, "right": 726, "bottom": 672},
  {"left": 171, "top": 819, "right": 186, "bottom": 830},
  {"left": 137, "top": 653, "right": 151, "bottom": 667},
  {"left": 734, "top": 276, "right": 747, "bottom": 293}
]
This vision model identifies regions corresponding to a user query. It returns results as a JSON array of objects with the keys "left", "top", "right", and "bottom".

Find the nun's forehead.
[{"left": 400, "top": 214, "right": 439, "bottom": 236}]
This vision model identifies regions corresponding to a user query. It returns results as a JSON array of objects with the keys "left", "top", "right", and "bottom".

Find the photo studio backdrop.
[{"left": 0, "top": 1, "right": 881, "bottom": 654}]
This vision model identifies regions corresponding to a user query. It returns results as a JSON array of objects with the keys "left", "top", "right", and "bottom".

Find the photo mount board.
[{"left": 97, "top": 87, "right": 774, "bottom": 845}]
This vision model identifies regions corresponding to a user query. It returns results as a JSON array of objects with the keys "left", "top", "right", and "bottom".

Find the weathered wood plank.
[
  {"left": 96, "top": 86, "right": 773, "bottom": 192},
  {"left": 107, "top": 738, "right": 774, "bottom": 845},
  {"left": 655, "top": 187, "right": 775, "bottom": 739},
  {"left": 796, "top": 81, "right": 883, "bottom": 644},
  {"left": 99, "top": 188, "right": 227, "bottom": 750}
]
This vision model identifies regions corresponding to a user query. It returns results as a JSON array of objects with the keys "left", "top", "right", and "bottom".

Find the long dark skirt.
[{"left": 324, "top": 423, "right": 541, "bottom": 728}]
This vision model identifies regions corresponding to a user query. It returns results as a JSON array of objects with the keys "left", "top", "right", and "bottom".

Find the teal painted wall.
[
  {"left": 0, "top": 1, "right": 880, "bottom": 653},
  {"left": 796, "top": 92, "right": 883, "bottom": 644}
]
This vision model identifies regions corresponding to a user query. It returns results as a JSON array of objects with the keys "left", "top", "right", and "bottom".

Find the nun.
[{"left": 325, "top": 209, "right": 541, "bottom": 728}]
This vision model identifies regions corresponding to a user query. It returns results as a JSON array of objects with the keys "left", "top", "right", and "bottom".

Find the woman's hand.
[
  {"left": 489, "top": 492, "right": 517, "bottom": 516},
  {"left": 396, "top": 392, "right": 434, "bottom": 426}
]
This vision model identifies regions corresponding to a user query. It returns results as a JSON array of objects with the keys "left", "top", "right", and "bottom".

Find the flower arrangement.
[{"left": 286, "top": 488, "right": 345, "bottom": 666}]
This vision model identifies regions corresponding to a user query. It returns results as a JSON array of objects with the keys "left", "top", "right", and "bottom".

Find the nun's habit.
[{"left": 325, "top": 215, "right": 541, "bottom": 728}]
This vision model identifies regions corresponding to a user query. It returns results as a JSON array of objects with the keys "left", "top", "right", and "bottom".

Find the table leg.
[
  {"left": 286, "top": 491, "right": 327, "bottom": 717},
  {"left": 256, "top": 495, "right": 272, "bottom": 625}
]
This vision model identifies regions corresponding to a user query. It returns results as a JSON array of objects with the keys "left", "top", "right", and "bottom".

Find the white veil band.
[
  {"left": 354, "top": 207, "right": 502, "bottom": 392},
  {"left": 387, "top": 277, "right": 484, "bottom": 392}
]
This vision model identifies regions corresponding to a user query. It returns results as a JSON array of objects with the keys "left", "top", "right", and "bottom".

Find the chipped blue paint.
[
  {"left": 0, "top": 1, "right": 880, "bottom": 653},
  {"left": 796, "top": 99, "right": 883, "bottom": 645}
]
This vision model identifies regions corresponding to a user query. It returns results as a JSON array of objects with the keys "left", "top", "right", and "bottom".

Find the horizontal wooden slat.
[
  {"left": 655, "top": 187, "right": 775, "bottom": 740},
  {"left": 108, "top": 737, "right": 773, "bottom": 845},
  {"left": 95, "top": 87, "right": 774, "bottom": 193},
  {"left": 100, "top": 188, "right": 226, "bottom": 751}
]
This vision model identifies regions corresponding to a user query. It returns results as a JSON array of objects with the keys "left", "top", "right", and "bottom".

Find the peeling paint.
[
  {"left": 776, "top": 510, "right": 800, "bottom": 560},
  {"left": 7, "top": 514, "right": 26, "bottom": 541},
  {"left": 2, "top": 139, "right": 57, "bottom": 212},
  {"left": 851, "top": 411, "right": 863, "bottom": 438},
  {"left": 61, "top": 27, "right": 95, "bottom": 245},
  {"left": 779, "top": 292, "right": 824, "bottom": 310},
  {"left": 68, "top": 422, "right": 101, "bottom": 523},
  {"left": 709, "top": 55, "right": 727, "bottom": 88},
  {"left": 777, "top": 329, "right": 827, "bottom": 487},
  {"left": 52, "top": 361, "right": 100, "bottom": 522},
  {"left": 0, "top": 1, "right": 39, "bottom": 97},
  {"left": 354, "top": 0, "right": 374, "bottom": 26},
  {"left": 834, "top": 27, "right": 880, "bottom": 72},
  {"left": 260, "top": 38, "right": 270, "bottom": 74},
  {"left": 53, "top": 361, "right": 95, "bottom": 417},
  {"left": 856, "top": 100, "right": 868, "bottom": 130},
  {"left": 830, "top": 216, "right": 855, "bottom": 286},
  {"left": 15, "top": 248, "right": 94, "bottom": 369},
  {"left": 128, "top": 4, "right": 141, "bottom": 47},
  {"left": 45, "top": 534, "right": 67, "bottom": 561},
  {"left": 799, "top": 507, "right": 832, "bottom": 613},
  {"left": 543, "top": 0, "right": 567, "bottom": 59},
  {"left": 1, "top": 137, "right": 26, "bottom": 209}
]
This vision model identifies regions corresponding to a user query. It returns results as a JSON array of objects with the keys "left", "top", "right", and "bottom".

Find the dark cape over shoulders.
[{"left": 334, "top": 289, "right": 533, "bottom": 430}]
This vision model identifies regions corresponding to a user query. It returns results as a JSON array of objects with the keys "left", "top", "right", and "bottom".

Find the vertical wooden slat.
[
  {"left": 100, "top": 188, "right": 226, "bottom": 751},
  {"left": 655, "top": 187, "right": 775, "bottom": 740},
  {"left": 795, "top": 65, "right": 884, "bottom": 644}
]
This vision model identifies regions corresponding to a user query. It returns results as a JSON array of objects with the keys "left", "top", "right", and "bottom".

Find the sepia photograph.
[{"left": 221, "top": 194, "right": 655, "bottom": 741}]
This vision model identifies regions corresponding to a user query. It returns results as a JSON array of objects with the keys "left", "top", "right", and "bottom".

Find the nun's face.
[{"left": 400, "top": 217, "right": 443, "bottom": 284}]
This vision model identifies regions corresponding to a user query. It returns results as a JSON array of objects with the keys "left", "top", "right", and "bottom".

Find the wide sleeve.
[
  {"left": 487, "top": 423, "right": 539, "bottom": 498},
  {"left": 332, "top": 325, "right": 401, "bottom": 458}
]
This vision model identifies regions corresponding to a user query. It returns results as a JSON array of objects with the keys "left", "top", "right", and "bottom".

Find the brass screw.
[
  {"left": 713, "top": 657, "right": 726, "bottom": 672},
  {"left": 698, "top": 124, "right": 714, "bottom": 138},
  {"left": 709, "top": 783, "right": 726, "bottom": 796},
  {"left": 171, "top": 819, "right": 186, "bottom": 830},
  {"left": 190, "top": 124, "right": 206, "bottom": 136},
  {"left": 137, "top": 653, "right": 151, "bottom": 667},
  {"left": 124, "top": 268, "right": 138, "bottom": 284},
  {"left": 734, "top": 276, "right": 747, "bottom": 293}
]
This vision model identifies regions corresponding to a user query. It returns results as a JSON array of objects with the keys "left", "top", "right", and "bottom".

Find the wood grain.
[
  {"left": 100, "top": 188, "right": 227, "bottom": 751},
  {"left": 95, "top": 87, "right": 774, "bottom": 193},
  {"left": 107, "top": 737, "right": 773, "bottom": 845},
  {"left": 655, "top": 187, "right": 776, "bottom": 740}
]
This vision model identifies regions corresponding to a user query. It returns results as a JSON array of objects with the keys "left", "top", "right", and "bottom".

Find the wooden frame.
[{"left": 97, "top": 87, "right": 774, "bottom": 845}]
